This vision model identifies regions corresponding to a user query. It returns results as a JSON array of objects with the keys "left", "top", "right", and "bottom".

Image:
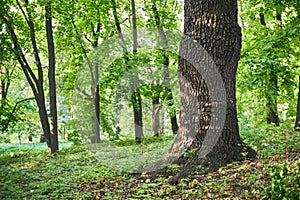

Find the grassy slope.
[{"left": 0, "top": 127, "right": 299, "bottom": 199}]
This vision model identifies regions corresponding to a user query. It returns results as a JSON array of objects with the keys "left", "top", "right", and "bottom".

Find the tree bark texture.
[{"left": 148, "top": 0, "right": 256, "bottom": 182}]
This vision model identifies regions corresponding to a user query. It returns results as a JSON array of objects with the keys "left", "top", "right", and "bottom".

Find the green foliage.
[
  {"left": 1, "top": 0, "right": 300, "bottom": 198},
  {"left": 238, "top": 0, "right": 300, "bottom": 125},
  {"left": 113, "top": 134, "right": 174, "bottom": 146},
  {"left": 87, "top": 134, "right": 175, "bottom": 173},
  {"left": 0, "top": 145, "right": 115, "bottom": 199},
  {"left": 0, "top": 126, "right": 299, "bottom": 199},
  {"left": 240, "top": 122, "right": 300, "bottom": 156},
  {"left": 67, "top": 130, "right": 82, "bottom": 145},
  {"left": 0, "top": 98, "right": 36, "bottom": 136},
  {"left": 263, "top": 162, "right": 300, "bottom": 200}
]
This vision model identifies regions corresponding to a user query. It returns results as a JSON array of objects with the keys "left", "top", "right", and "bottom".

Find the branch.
[
  {"left": 84, "top": 34, "right": 93, "bottom": 44},
  {"left": 23, "top": 0, "right": 43, "bottom": 84},
  {"left": 71, "top": 18, "right": 95, "bottom": 84},
  {"left": 2, "top": 97, "right": 35, "bottom": 132},
  {"left": 75, "top": 86, "right": 92, "bottom": 100},
  {"left": 0, "top": 12, "right": 38, "bottom": 97},
  {"left": 15, "top": 0, "right": 30, "bottom": 25}
]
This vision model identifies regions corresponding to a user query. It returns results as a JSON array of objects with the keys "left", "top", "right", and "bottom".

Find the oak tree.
[{"left": 149, "top": 0, "right": 256, "bottom": 182}]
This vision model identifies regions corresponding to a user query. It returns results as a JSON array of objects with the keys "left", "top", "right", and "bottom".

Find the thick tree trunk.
[
  {"left": 148, "top": 0, "right": 256, "bottom": 182},
  {"left": 46, "top": 1, "right": 58, "bottom": 153},
  {"left": 152, "top": 96, "right": 160, "bottom": 137},
  {"left": 295, "top": 76, "right": 300, "bottom": 131}
]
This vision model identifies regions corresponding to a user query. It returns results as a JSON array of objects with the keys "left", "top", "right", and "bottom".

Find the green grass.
[
  {"left": 0, "top": 127, "right": 299, "bottom": 199},
  {"left": 87, "top": 135, "right": 174, "bottom": 173}
]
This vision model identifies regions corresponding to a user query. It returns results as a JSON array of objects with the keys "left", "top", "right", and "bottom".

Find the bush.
[
  {"left": 263, "top": 162, "right": 300, "bottom": 200},
  {"left": 67, "top": 131, "right": 82, "bottom": 145}
]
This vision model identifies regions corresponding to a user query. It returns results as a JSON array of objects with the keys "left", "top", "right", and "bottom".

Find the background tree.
[
  {"left": 238, "top": 0, "right": 300, "bottom": 128},
  {"left": 55, "top": 0, "right": 113, "bottom": 143},
  {"left": 0, "top": 0, "right": 58, "bottom": 153},
  {"left": 130, "top": 0, "right": 144, "bottom": 143},
  {"left": 45, "top": 0, "right": 58, "bottom": 152},
  {"left": 146, "top": 0, "right": 179, "bottom": 135}
]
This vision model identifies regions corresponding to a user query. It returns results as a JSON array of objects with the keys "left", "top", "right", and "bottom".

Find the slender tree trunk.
[
  {"left": 70, "top": 16, "right": 101, "bottom": 143},
  {"left": 295, "top": 76, "right": 300, "bottom": 131},
  {"left": 0, "top": 72, "right": 9, "bottom": 110},
  {"left": 152, "top": 3, "right": 179, "bottom": 134},
  {"left": 46, "top": 1, "right": 58, "bottom": 153},
  {"left": 131, "top": 0, "right": 143, "bottom": 143},
  {"left": 114, "top": 116, "right": 121, "bottom": 139},
  {"left": 93, "top": 23, "right": 101, "bottom": 143},
  {"left": 0, "top": 67, "right": 11, "bottom": 103},
  {"left": 266, "top": 71, "right": 280, "bottom": 126},
  {"left": 152, "top": 96, "right": 160, "bottom": 137},
  {"left": 161, "top": 106, "right": 165, "bottom": 134},
  {"left": 132, "top": 90, "right": 143, "bottom": 143},
  {"left": 148, "top": 0, "right": 255, "bottom": 182},
  {"left": 0, "top": 5, "right": 54, "bottom": 151},
  {"left": 112, "top": 0, "right": 143, "bottom": 143},
  {"left": 94, "top": 62, "right": 101, "bottom": 143}
]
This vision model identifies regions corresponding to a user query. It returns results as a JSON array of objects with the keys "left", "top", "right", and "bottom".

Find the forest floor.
[{"left": 0, "top": 125, "right": 299, "bottom": 199}]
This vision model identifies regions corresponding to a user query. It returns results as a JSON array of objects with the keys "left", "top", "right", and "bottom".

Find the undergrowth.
[{"left": 0, "top": 125, "right": 299, "bottom": 199}]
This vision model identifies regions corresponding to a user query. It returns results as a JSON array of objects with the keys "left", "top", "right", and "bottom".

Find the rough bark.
[
  {"left": 295, "top": 76, "right": 300, "bottom": 131},
  {"left": 148, "top": 0, "right": 256, "bottom": 182},
  {"left": 46, "top": 1, "right": 59, "bottom": 153}
]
